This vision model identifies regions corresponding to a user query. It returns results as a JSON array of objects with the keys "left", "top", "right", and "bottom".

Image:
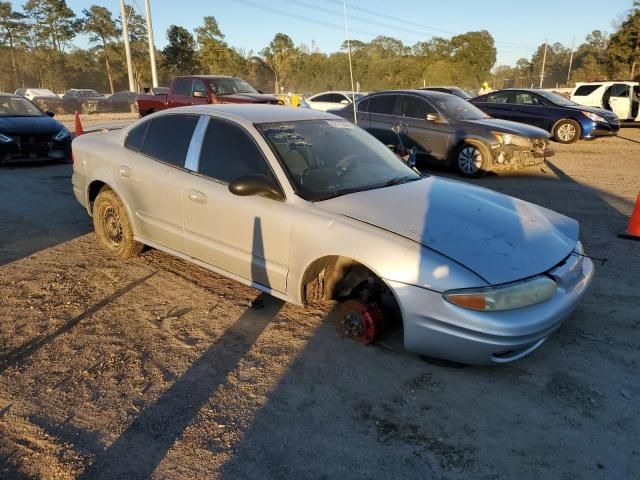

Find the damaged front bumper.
[{"left": 490, "top": 138, "right": 553, "bottom": 171}]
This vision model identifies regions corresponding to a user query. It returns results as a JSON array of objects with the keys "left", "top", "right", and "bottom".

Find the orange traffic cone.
[
  {"left": 74, "top": 111, "right": 84, "bottom": 136},
  {"left": 619, "top": 193, "right": 640, "bottom": 241}
]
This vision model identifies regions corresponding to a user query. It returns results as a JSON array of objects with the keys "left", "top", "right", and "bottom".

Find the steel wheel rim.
[
  {"left": 102, "top": 205, "right": 123, "bottom": 246},
  {"left": 558, "top": 123, "right": 576, "bottom": 141},
  {"left": 458, "top": 146, "right": 482, "bottom": 174}
]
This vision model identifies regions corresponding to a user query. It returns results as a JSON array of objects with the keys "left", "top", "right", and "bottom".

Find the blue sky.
[{"left": 14, "top": 0, "right": 634, "bottom": 66}]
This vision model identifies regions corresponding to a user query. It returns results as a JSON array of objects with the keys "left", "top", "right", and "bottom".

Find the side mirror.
[
  {"left": 193, "top": 91, "right": 208, "bottom": 98},
  {"left": 228, "top": 174, "right": 284, "bottom": 201},
  {"left": 257, "top": 89, "right": 263, "bottom": 94},
  {"left": 340, "top": 99, "right": 350, "bottom": 105},
  {"left": 45, "top": 111, "right": 55, "bottom": 117},
  {"left": 425, "top": 113, "right": 439, "bottom": 122}
]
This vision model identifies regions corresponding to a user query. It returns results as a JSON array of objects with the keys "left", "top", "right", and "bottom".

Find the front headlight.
[
  {"left": 491, "top": 131, "right": 531, "bottom": 148},
  {"left": 444, "top": 276, "right": 557, "bottom": 311},
  {"left": 54, "top": 127, "right": 70, "bottom": 141},
  {"left": 582, "top": 111, "right": 606, "bottom": 123},
  {"left": 0, "top": 132, "right": 14, "bottom": 143}
]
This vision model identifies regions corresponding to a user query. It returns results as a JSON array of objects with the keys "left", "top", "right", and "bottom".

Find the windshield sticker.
[{"left": 325, "top": 120, "right": 355, "bottom": 129}]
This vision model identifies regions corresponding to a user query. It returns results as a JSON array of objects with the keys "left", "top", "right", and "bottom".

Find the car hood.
[
  {"left": 463, "top": 118, "right": 550, "bottom": 138},
  {"left": 219, "top": 93, "right": 280, "bottom": 103},
  {"left": 0, "top": 115, "right": 63, "bottom": 135},
  {"left": 317, "top": 177, "right": 578, "bottom": 285}
]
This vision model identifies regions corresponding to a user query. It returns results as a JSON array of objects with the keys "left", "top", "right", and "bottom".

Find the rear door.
[
  {"left": 608, "top": 83, "right": 632, "bottom": 120},
  {"left": 473, "top": 91, "right": 515, "bottom": 120},
  {"left": 399, "top": 94, "right": 450, "bottom": 160},
  {"left": 367, "top": 93, "right": 401, "bottom": 147},
  {"left": 182, "top": 117, "right": 290, "bottom": 293},
  {"left": 116, "top": 113, "right": 199, "bottom": 252}
]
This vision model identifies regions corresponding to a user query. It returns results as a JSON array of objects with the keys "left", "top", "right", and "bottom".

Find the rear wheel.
[
  {"left": 93, "top": 188, "right": 143, "bottom": 258},
  {"left": 454, "top": 142, "right": 489, "bottom": 178},
  {"left": 553, "top": 119, "right": 581, "bottom": 143}
]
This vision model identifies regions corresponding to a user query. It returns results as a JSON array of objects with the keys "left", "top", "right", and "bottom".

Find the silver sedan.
[{"left": 71, "top": 105, "right": 594, "bottom": 365}]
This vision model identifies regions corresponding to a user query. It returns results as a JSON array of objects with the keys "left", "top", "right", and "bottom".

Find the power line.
[
  {"left": 233, "top": 0, "right": 537, "bottom": 55},
  {"left": 321, "top": 0, "right": 538, "bottom": 49}
]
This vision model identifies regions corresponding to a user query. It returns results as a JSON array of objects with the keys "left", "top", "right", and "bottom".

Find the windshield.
[
  {"left": 433, "top": 94, "right": 489, "bottom": 121},
  {"left": 450, "top": 87, "right": 472, "bottom": 100},
  {"left": 210, "top": 78, "right": 259, "bottom": 95},
  {"left": 0, "top": 97, "right": 43, "bottom": 117},
  {"left": 536, "top": 90, "right": 577, "bottom": 106},
  {"left": 258, "top": 119, "right": 422, "bottom": 202}
]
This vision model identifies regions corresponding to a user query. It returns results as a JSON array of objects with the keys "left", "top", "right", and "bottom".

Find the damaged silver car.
[
  {"left": 71, "top": 105, "right": 593, "bottom": 365},
  {"left": 334, "top": 89, "right": 553, "bottom": 177}
]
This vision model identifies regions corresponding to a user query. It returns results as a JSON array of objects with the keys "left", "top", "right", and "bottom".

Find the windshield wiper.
[{"left": 383, "top": 175, "right": 420, "bottom": 186}]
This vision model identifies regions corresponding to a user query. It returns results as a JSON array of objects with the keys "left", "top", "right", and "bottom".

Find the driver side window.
[
  {"left": 197, "top": 118, "right": 275, "bottom": 186},
  {"left": 401, "top": 95, "right": 436, "bottom": 118},
  {"left": 192, "top": 80, "right": 208, "bottom": 96}
]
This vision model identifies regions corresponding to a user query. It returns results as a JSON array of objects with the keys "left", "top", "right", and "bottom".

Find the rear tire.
[
  {"left": 93, "top": 188, "right": 143, "bottom": 258},
  {"left": 553, "top": 119, "right": 581, "bottom": 143},
  {"left": 453, "top": 142, "right": 489, "bottom": 178}
]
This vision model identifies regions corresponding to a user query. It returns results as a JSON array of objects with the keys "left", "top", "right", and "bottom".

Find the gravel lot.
[{"left": 0, "top": 125, "right": 638, "bottom": 479}]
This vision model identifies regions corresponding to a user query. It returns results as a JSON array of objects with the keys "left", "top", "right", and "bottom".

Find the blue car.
[{"left": 471, "top": 88, "right": 620, "bottom": 143}]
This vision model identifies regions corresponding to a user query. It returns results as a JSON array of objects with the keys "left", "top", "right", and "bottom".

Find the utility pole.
[
  {"left": 539, "top": 40, "right": 548, "bottom": 88},
  {"left": 144, "top": 0, "right": 159, "bottom": 88},
  {"left": 120, "top": 0, "right": 136, "bottom": 92},
  {"left": 567, "top": 37, "right": 575, "bottom": 86},
  {"left": 342, "top": 0, "right": 357, "bottom": 125}
]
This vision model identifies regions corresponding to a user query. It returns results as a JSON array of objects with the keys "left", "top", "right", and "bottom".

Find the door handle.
[
  {"left": 188, "top": 189, "right": 207, "bottom": 204},
  {"left": 119, "top": 165, "right": 131, "bottom": 177}
]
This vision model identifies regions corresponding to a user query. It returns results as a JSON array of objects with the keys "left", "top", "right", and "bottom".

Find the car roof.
[
  {"left": 179, "top": 104, "right": 339, "bottom": 123},
  {"left": 367, "top": 89, "right": 455, "bottom": 100}
]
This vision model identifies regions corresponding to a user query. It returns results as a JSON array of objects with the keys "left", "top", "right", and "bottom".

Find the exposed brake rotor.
[{"left": 338, "top": 299, "right": 384, "bottom": 345}]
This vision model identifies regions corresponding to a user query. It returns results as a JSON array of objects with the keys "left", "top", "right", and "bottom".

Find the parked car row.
[{"left": 13, "top": 88, "right": 140, "bottom": 114}]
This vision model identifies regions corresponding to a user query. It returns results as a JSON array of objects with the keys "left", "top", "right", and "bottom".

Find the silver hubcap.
[
  {"left": 557, "top": 123, "right": 576, "bottom": 141},
  {"left": 458, "top": 146, "right": 482, "bottom": 174}
]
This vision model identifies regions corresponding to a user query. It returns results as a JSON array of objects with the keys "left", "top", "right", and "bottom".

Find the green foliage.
[
  {"left": 1, "top": 3, "right": 639, "bottom": 94},
  {"left": 260, "top": 33, "right": 299, "bottom": 93},
  {"left": 162, "top": 25, "right": 198, "bottom": 75}
]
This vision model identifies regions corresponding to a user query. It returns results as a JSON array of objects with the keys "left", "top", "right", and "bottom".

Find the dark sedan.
[
  {"left": 335, "top": 89, "right": 552, "bottom": 177},
  {"left": 471, "top": 89, "right": 620, "bottom": 143},
  {"left": 0, "top": 94, "right": 71, "bottom": 163}
]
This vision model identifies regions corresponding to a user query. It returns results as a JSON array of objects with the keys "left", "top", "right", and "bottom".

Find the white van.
[{"left": 570, "top": 81, "right": 640, "bottom": 122}]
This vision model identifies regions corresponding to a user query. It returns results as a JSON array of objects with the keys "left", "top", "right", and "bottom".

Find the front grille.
[
  {"left": 602, "top": 112, "right": 620, "bottom": 125},
  {"left": 15, "top": 134, "right": 54, "bottom": 151}
]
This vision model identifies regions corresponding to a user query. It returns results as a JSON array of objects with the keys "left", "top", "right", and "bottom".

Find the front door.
[
  {"left": 398, "top": 94, "right": 450, "bottom": 161},
  {"left": 182, "top": 117, "right": 290, "bottom": 293},
  {"left": 510, "top": 91, "right": 550, "bottom": 130},
  {"left": 115, "top": 113, "right": 200, "bottom": 252}
]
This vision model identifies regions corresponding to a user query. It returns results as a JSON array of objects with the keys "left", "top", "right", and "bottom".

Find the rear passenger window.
[
  {"left": 369, "top": 95, "right": 399, "bottom": 115},
  {"left": 198, "top": 118, "right": 272, "bottom": 184},
  {"left": 141, "top": 115, "right": 199, "bottom": 168},
  {"left": 485, "top": 92, "right": 512, "bottom": 103},
  {"left": 125, "top": 121, "right": 149, "bottom": 151}
]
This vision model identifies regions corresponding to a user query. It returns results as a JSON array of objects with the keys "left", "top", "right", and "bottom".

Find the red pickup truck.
[{"left": 137, "top": 75, "right": 282, "bottom": 116}]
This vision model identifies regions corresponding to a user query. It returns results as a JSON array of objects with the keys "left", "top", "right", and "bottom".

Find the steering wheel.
[{"left": 336, "top": 154, "right": 361, "bottom": 177}]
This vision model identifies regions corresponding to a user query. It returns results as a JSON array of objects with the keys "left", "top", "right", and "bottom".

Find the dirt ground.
[{"left": 0, "top": 124, "right": 639, "bottom": 479}]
